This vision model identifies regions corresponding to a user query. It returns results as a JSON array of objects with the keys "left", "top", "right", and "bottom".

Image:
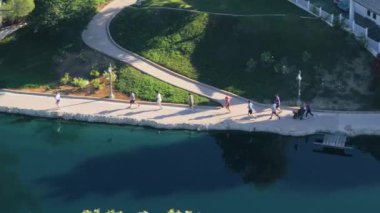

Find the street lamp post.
[
  {"left": 108, "top": 64, "right": 115, "bottom": 99},
  {"left": 296, "top": 70, "right": 302, "bottom": 106}
]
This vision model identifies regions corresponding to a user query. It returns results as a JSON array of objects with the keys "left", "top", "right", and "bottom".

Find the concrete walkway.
[
  {"left": 82, "top": 0, "right": 253, "bottom": 109},
  {"left": 1, "top": 90, "right": 379, "bottom": 136}
]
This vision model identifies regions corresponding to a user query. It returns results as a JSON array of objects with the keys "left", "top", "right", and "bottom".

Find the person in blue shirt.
[{"left": 305, "top": 102, "right": 314, "bottom": 118}]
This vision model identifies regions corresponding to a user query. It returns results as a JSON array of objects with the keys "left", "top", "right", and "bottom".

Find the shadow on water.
[
  {"left": 351, "top": 136, "right": 380, "bottom": 161},
  {"left": 213, "top": 132, "right": 288, "bottom": 189},
  {"left": 36, "top": 137, "right": 243, "bottom": 201},
  {"left": 0, "top": 151, "right": 41, "bottom": 213},
  {"left": 36, "top": 127, "right": 380, "bottom": 202},
  {"left": 36, "top": 131, "right": 290, "bottom": 202}
]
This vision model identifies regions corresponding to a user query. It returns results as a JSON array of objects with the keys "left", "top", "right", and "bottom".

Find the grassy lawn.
[
  {"left": 141, "top": 0, "right": 308, "bottom": 15},
  {"left": 0, "top": 1, "right": 213, "bottom": 105},
  {"left": 110, "top": 8, "right": 377, "bottom": 109},
  {"left": 116, "top": 66, "right": 211, "bottom": 105}
]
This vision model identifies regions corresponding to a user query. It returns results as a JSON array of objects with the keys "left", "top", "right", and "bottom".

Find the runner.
[
  {"left": 248, "top": 100, "right": 255, "bottom": 119},
  {"left": 189, "top": 93, "right": 194, "bottom": 111},
  {"left": 55, "top": 92, "right": 61, "bottom": 109},
  {"left": 275, "top": 94, "right": 282, "bottom": 113},
  {"left": 156, "top": 91, "right": 162, "bottom": 109},
  {"left": 225, "top": 96, "right": 231, "bottom": 112},
  {"left": 269, "top": 102, "right": 281, "bottom": 120},
  {"left": 129, "top": 91, "right": 139, "bottom": 108}
]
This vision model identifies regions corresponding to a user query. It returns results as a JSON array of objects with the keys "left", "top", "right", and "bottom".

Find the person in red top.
[{"left": 225, "top": 96, "right": 231, "bottom": 112}]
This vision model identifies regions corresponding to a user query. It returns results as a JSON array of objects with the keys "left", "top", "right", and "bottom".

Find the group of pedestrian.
[
  {"left": 54, "top": 90, "right": 314, "bottom": 121},
  {"left": 54, "top": 91, "right": 196, "bottom": 111}
]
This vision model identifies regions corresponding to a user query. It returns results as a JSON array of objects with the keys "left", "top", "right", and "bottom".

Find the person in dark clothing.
[
  {"left": 305, "top": 102, "right": 314, "bottom": 118},
  {"left": 293, "top": 105, "right": 305, "bottom": 120}
]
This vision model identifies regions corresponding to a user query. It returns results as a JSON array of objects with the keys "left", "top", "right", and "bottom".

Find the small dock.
[{"left": 313, "top": 134, "right": 351, "bottom": 149}]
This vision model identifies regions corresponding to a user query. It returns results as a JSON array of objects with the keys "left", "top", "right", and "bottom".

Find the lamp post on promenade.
[
  {"left": 108, "top": 64, "right": 115, "bottom": 99},
  {"left": 296, "top": 70, "right": 302, "bottom": 106}
]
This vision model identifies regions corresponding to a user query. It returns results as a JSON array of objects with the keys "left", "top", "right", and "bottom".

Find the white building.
[{"left": 349, "top": 0, "right": 380, "bottom": 26}]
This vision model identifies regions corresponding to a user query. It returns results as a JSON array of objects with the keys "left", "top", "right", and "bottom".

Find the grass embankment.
[
  {"left": 0, "top": 1, "right": 212, "bottom": 105},
  {"left": 110, "top": 8, "right": 377, "bottom": 109},
  {"left": 116, "top": 66, "right": 210, "bottom": 105},
  {"left": 141, "top": 0, "right": 307, "bottom": 15}
]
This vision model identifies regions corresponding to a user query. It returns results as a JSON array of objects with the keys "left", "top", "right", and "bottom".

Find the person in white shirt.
[
  {"left": 248, "top": 100, "right": 255, "bottom": 119},
  {"left": 189, "top": 93, "right": 194, "bottom": 111},
  {"left": 269, "top": 102, "right": 280, "bottom": 120},
  {"left": 55, "top": 92, "right": 61, "bottom": 109},
  {"left": 129, "top": 91, "right": 139, "bottom": 108},
  {"left": 156, "top": 91, "right": 162, "bottom": 109}
]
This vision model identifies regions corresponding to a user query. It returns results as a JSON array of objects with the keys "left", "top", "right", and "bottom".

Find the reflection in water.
[
  {"left": 0, "top": 151, "right": 41, "bottom": 213},
  {"left": 34, "top": 120, "right": 84, "bottom": 145},
  {"left": 351, "top": 136, "right": 380, "bottom": 161},
  {"left": 213, "top": 132, "right": 288, "bottom": 188},
  {"left": 37, "top": 138, "right": 243, "bottom": 201}
]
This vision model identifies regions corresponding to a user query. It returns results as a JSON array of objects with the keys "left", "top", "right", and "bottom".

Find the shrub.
[
  {"left": 302, "top": 51, "right": 312, "bottom": 63},
  {"left": 245, "top": 58, "right": 257, "bottom": 73},
  {"left": 260, "top": 51, "right": 274, "bottom": 67},
  {"left": 72, "top": 77, "right": 89, "bottom": 89},
  {"left": 103, "top": 70, "right": 117, "bottom": 82},
  {"left": 60, "top": 73, "right": 71, "bottom": 85},
  {"left": 274, "top": 57, "right": 290, "bottom": 75},
  {"left": 357, "top": 35, "right": 368, "bottom": 48},
  {"left": 90, "top": 70, "right": 100, "bottom": 78},
  {"left": 91, "top": 78, "right": 103, "bottom": 90}
]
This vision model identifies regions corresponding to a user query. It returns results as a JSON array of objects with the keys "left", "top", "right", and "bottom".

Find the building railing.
[{"left": 289, "top": 0, "right": 379, "bottom": 56}]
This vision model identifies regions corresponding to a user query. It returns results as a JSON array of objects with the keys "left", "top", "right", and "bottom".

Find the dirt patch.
[
  {"left": 312, "top": 53, "right": 374, "bottom": 110},
  {"left": 18, "top": 84, "right": 130, "bottom": 101},
  {"left": 56, "top": 49, "right": 115, "bottom": 78}
]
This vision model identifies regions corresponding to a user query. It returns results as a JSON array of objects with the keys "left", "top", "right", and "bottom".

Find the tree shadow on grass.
[{"left": 0, "top": 3, "right": 99, "bottom": 89}]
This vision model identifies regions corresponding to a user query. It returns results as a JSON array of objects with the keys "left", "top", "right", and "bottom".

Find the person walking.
[
  {"left": 275, "top": 94, "right": 282, "bottom": 113},
  {"left": 248, "top": 100, "right": 256, "bottom": 119},
  {"left": 156, "top": 91, "right": 162, "bottom": 109},
  {"left": 225, "top": 96, "right": 231, "bottom": 112},
  {"left": 269, "top": 102, "right": 281, "bottom": 120},
  {"left": 305, "top": 102, "right": 314, "bottom": 118},
  {"left": 129, "top": 91, "right": 139, "bottom": 108},
  {"left": 188, "top": 93, "right": 194, "bottom": 111},
  {"left": 55, "top": 92, "right": 61, "bottom": 109}
]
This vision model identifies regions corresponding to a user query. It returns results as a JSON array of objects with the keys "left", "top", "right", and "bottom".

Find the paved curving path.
[
  {"left": 0, "top": 0, "right": 379, "bottom": 136},
  {"left": 82, "top": 0, "right": 254, "bottom": 109}
]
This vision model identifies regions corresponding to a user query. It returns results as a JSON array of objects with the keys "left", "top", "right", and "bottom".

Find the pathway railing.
[{"left": 289, "top": 0, "right": 380, "bottom": 56}]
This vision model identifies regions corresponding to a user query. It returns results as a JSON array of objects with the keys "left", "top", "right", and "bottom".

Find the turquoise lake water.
[{"left": 1, "top": 113, "right": 380, "bottom": 213}]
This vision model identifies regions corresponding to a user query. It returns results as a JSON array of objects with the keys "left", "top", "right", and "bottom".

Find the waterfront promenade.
[
  {"left": 1, "top": 90, "right": 379, "bottom": 136},
  {"left": 0, "top": 0, "right": 379, "bottom": 136}
]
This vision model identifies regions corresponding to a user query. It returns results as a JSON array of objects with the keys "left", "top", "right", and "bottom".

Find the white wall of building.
[
  {"left": 354, "top": 2, "right": 380, "bottom": 27},
  {"left": 354, "top": 2, "right": 367, "bottom": 17}
]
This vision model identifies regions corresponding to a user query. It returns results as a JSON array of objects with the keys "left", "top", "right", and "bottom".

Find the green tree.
[
  {"left": 29, "top": 0, "right": 106, "bottom": 31},
  {"left": 3, "top": 0, "right": 35, "bottom": 22}
]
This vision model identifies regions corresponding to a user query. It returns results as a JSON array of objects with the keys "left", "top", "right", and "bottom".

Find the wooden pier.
[{"left": 313, "top": 134, "right": 351, "bottom": 149}]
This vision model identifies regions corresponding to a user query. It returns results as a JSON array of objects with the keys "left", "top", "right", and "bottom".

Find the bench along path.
[{"left": 1, "top": 0, "right": 376, "bottom": 136}]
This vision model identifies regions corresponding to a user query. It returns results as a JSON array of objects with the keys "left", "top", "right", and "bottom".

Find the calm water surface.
[{"left": 1, "top": 114, "right": 380, "bottom": 213}]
